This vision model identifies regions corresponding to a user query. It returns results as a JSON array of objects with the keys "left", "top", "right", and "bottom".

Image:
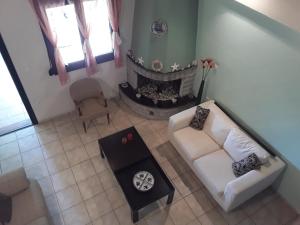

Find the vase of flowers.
[{"left": 195, "top": 58, "right": 217, "bottom": 105}]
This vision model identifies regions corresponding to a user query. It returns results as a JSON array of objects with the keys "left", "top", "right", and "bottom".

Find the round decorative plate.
[{"left": 133, "top": 171, "right": 155, "bottom": 192}]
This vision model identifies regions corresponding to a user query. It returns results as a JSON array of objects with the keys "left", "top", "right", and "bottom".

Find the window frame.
[{"left": 42, "top": 3, "right": 114, "bottom": 76}]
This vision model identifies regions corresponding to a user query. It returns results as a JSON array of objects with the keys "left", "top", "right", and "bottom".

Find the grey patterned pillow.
[
  {"left": 189, "top": 106, "right": 210, "bottom": 130},
  {"left": 232, "top": 153, "right": 261, "bottom": 177}
]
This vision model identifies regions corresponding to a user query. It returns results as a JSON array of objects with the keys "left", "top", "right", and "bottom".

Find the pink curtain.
[
  {"left": 29, "top": 0, "right": 69, "bottom": 85},
  {"left": 106, "top": 0, "right": 122, "bottom": 68},
  {"left": 74, "top": 0, "right": 98, "bottom": 76}
]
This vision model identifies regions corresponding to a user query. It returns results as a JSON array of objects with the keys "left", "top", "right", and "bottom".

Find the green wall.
[
  {"left": 196, "top": 0, "right": 300, "bottom": 212},
  {"left": 131, "top": 0, "right": 198, "bottom": 72}
]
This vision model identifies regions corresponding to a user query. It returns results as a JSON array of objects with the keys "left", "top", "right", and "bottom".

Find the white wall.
[
  {"left": 236, "top": 0, "right": 300, "bottom": 32},
  {"left": 0, "top": 0, "right": 135, "bottom": 122}
]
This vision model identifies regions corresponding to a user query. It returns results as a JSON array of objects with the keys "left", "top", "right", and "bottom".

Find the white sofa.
[{"left": 168, "top": 100, "right": 285, "bottom": 212}]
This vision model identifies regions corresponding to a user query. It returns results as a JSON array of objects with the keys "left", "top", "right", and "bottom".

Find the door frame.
[{"left": 0, "top": 34, "right": 38, "bottom": 125}]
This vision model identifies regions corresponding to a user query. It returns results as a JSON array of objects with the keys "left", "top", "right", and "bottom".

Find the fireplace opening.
[{"left": 137, "top": 74, "right": 181, "bottom": 101}]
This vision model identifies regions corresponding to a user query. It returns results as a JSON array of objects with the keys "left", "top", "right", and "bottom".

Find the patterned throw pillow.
[
  {"left": 189, "top": 106, "right": 210, "bottom": 130},
  {"left": 232, "top": 153, "right": 261, "bottom": 177}
]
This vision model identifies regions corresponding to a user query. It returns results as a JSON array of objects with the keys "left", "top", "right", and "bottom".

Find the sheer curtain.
[
  {"left": 74, "top": 0, "right": 98, "bottom": 75},
  {"left": 29, "top": 0, "right": 69, "bottom": 85},
  {"left": 106, "top": 0, "right": 122, "bottom": 68}
]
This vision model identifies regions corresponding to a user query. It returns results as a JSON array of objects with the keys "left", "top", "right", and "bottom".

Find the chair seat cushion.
[
  {"left": 8, "top": 181, "right": 48, "bottom": 225},
  {"left": 173, "top": 127, "right": 220, "bottom": 162},
  {"left": 193, "top": 150, "right": 236, "bottom": 196},
  {"left": 79, "top": 98, "right": 108, "bottom": 119}
]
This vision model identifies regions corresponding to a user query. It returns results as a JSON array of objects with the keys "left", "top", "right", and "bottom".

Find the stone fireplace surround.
[{"left": 119, "top": 56, "right": 197, "bottom": 119}]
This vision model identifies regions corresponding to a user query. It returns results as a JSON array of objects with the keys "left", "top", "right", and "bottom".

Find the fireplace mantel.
[{"left": 127, "top": 56, "right": 197, "bottom": 97}]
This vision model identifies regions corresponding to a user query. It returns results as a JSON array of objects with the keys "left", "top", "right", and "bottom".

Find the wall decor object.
[
  {"left": 151, "top": 59, "right": 163, "bottom": 72},
  {"left": 196, "top": 58, "right": 218, "bottom": 105},
  {"left": 170, "top": 62, "right": 180, "bottom": 72},
  {"left": 137, "top": 57, "right": 144, "bottom": 65},
  {"left": 151, "top": 19, "right": 168, "bottom": 37}
]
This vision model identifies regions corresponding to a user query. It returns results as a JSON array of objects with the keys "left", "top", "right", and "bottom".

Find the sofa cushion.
[
  {"left": 193, "top": 150, "right": 236, "bottom": 196},
  {"left": 232, "top": 153, "right": 261, "bottom": 177},
  {"left": 202, "top": 103, "right": 238, "bottom": 146},
  {"left": 224, "top": 128, "right": 270, "bottom": 163},
  {"left": 8, "top": 181, "right": 48, "bottom": 225},
  {"left": 173, "top": 127, "right": 220, "bottom": 162}
]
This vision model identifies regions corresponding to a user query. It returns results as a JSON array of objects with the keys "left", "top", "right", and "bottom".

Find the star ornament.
[
  {"left": 171, "top": 63, "right": 180, "bottom": 72},
  {"left": 137, "top": 57, "right": 144, "bottom": 65}
]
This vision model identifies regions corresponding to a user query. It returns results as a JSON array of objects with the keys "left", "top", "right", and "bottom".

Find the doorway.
[{"left": 0, "top": 35, "right": 37, "bottom": 135}]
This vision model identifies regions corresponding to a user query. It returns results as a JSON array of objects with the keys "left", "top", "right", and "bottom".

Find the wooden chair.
[{"left": 70, "top": 78, "right": 109, "bottom": 132}]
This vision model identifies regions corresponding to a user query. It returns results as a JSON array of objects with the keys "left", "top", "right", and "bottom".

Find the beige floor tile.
[
  {"left": 38, "top": 176, "right": 55, "bottom": 197},
  {"left": 198, "top": 208, "right": 227, "bottom": 225},
  {"left": 217, "top": 206, "right": 247, "bottom": 225},
  {"left": 16, "top": 126, "right": 36, "bottom": 139},
  {"left": 25, "top": 161, "right": 49, "bottom": 180},
  {"left": 93, "top": 211, "right": 120, "bottom": 225},
  {"left": 240, "top": 194, "right": 264, "bottom": 216},
  {"left": 63, "top": 203, "right": 91, "bottom": 225},
  {"left": 95, "top": 119, "right": 117, "bottom": 138},
  {"left": 53, "top": 113, "right": 72, "bottom": 127},
  {"left": 0, "top": 132, "right": 16, "bottom": 145},
  {"left": 18, "top": 134, "right": 40, "bottom": 152},
  {"left": 52, "top": 168, "right": 76, "bottom": 192},
  {"left": 98, "top": 170, "right": 118, "bottom": 190},
  {"left": 46, "top": 153, "right": 70, "bottom": 175},
  {"left": 90, "top": 156, "right": 107, "bottom": 174},
  {"left": 114, "top": 204, "right": 136, "bottom": 225},
  {"left": 78, "top": 175, "right": 104, "bottom": 200},
  {"left": 79, "top": 127, "right": 100, "bottom": 144},
  {"left": 85, "top": 192, "right": 112, "bottom": 220},
  {"left": 187, "top": 220, "right": 202, "bottom": 225},
  {"left": 0, "top": 154, "right": 22, "bottom": 173},
  {"left": 56, "top": 122, "right": 77, "bottom": 139},
  {"left": 168, "top": 157, "right": 190, "bottom": 176},
  {"left": 34, "top": 120, "right": 54, "bottom": 133},
  {"left": 151, "top": 148, "right": 168, "bottom": 164},
  {"left": 169, "top": 199, "right": 196, "bottom": 225},
  {"left": 21, "top": 147, "right": 44, "bottom": 167},
  {"left": 72, "top": 160, "right": 96, "bottom": 182},
  {"left": 42, "top": 140, "right": 64, "bottom": 159},
  {"left": 0, "top": 141, "right": 19, "bottom": 160},
  {"left": 105, "top": 187, "right": 126, "bottom": 209},
  {"left": 45, "top": 193, "right": 61, "bottom": 216},
  {"left": 265, "top": 197, "right": 298, "bottom": 225},
  {"left": 156, "top": 142, "right": 180, "bottom": 161},
  {"left": 184, "top": 189, "right": 214, "bottom": 217},
  {"left": 172, "top": 174, "right": 200, "bottom": 197},
  {"left": 61, "top": 134, "right": 83, "bottom": 152},
  {"left": 236, "top": 218, "right": 255, "bottom": 225},
  {"left": 38, "top": 129, "right": 59, "bottom": 145},
  {"left": 66, "top": 146, "right": 89, "bottom": 167},
  {"left": 260, "top": 187, "right": 279, "bottom": 205},
  {"left": 56, "top": 185, "right": 83, "bottom": 210},
  {"left": 50, "top": 213, "right": 65, "bottom": 225},
  {"left": 85, "top": 141, "right": 100, "bottom": 158},
  {"left": 146, "top": 209, "right": 174, "bottom": 225},
  {"left": 250, "top": 207, "right": 280, "bottom": 225}
]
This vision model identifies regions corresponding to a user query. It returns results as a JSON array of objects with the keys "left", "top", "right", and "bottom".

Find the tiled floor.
[
  {"left": 0, "top": 53, "right": 31, "bottom": 134},
  {"left": 0, "top": 99, "right": 299, "bottom": 225}
]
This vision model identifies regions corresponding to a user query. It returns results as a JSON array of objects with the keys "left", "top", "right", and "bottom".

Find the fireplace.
[
  {"left": 119, "top": 56, "right": 197, "bottom": 119},
  {"left": 137, "top": 74, "right": 181, "bottom": 101}
]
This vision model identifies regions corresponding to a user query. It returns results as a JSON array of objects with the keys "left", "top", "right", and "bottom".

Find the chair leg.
[
  {"left": 83, "top": 122, "right": 87, "bottom": 133},
  {"left": 107, "top": 113, "right": 110, "bottom": 124}
]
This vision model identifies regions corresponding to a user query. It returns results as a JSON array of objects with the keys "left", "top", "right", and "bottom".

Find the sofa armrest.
[
  {"left": 224, "top": 157, "right": 285, "bottom": 210},
  {"left": 168, "top": 106, "right": 197, "bottom": 133},
  {"left": 0, "top": 168, "right": 30, "bottom": 196}
]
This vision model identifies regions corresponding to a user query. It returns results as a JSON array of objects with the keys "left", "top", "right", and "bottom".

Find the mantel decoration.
[
  {"left": 151, "top": 19, "right": 168, "bottom": 37},
  {"left": 127, "top": 50, "right": 197, "bottom": 74},
  {"left": 195, "top": 58, "right": 218, "bottom": 105}
]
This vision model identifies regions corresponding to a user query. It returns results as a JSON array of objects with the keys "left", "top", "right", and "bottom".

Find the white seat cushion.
[
  {"left": 224, "top": 128, "right": 270, "bottom": 163},
  {"left": 202, "top": 103, "right": 238, "bottom": 146},
  {"left": 193, "top": 150, "right": 236, "bottom": 196},
  {"left": 173, "top": 127, "right": 220, "bottom": 162}
]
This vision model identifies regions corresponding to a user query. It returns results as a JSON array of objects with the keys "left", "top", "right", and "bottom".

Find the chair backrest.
[{"left": 69, "top": 78, "right": 103, "bottom": 104}]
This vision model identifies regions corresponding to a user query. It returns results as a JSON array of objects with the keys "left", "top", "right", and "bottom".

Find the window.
[{"left": 44, "top": 0, "right": 113, "bottom": 75}]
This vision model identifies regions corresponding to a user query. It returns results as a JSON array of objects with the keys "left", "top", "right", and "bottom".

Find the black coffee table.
[{"left": 98, "top": 127, "right": 174, "bottom": 223}]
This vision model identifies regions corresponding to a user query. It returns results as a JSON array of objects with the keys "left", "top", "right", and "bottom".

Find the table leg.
[
  {"left": 167, "top": 191, "right": 174, "bottom": 205},
  {"left": 131, "top": 210, "right": 139, "bottom": 223}
]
